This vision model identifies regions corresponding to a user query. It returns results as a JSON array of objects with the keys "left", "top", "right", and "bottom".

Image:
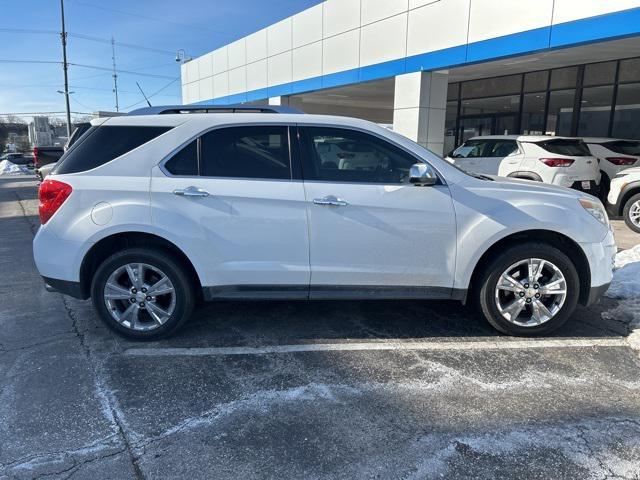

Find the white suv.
[
  {"left": 607, "top": 166, "right": 640, "bottom": 233},
  {"left": 33, "top": 114, "right": 616, "bottom": 339},
  {"left": 447, "top": 135, "right": 601, "bottom": 193},
  {"left": 583, "top": 138, "right": 640, "bottom": 197}
]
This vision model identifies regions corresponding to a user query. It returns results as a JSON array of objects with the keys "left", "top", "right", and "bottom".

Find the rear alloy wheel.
[
  {"left": 623, "top": 193, "right": 640, "bottom": 233},
  {"left": 91, "top": 248, "right": 195, "bottom": 339},
  {"left": 477, "top": 243, "right": 580, "bottom": 336}
]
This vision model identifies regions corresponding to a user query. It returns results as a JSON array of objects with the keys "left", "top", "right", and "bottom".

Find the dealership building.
[{"left": 181, "top": 0, "right": 640, "bottom": 155}]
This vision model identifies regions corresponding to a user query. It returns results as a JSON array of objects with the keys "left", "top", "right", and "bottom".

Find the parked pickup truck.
[{"left": 33, "top": 146, "right": 64, "bottom": 168}]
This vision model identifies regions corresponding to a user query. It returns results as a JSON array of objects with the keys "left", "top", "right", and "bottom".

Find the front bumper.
[{"left": 579, "top": 229, "right": 616, "bottom": 306}]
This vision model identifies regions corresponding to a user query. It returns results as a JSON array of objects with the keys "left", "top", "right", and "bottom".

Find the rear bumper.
[
  {"left": 569, "top": 180, "right": 600, "bottom": 194},
  {"left": 42, "top": 276, "right": 88, "bottom": 299}
]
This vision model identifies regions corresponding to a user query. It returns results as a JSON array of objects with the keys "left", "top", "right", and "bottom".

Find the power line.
[
  {"left": 0, "top": 111, "right": 91, "bottom": 116},
  {"left": 69, "top": 0, "right": 233, "bottom": 37},
  {"left": 0, "top": 59, "right": 60, "bottom": 64},
  {"left": 70, "top": 96, "right": 96, "bottom": 111},
  {"left": 69, "top": 62, "right": 177, "bottom": 79}
]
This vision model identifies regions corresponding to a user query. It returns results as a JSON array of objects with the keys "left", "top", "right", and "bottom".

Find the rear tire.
[
  {"left": 622, "top": 193, "right": 640, "bottom": 234},
  {"left": 475, "top": 243, "right": 580, "bottom": 336},
  {"left": 91, "top": 247, "right": 195, "bottom": 340}
]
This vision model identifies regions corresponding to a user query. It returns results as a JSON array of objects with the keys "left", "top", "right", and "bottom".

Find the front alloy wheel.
[
  {"left": 623, "top": 194, "right": 640, "bottom": 233},
  {"left": 477, "top": 243, "right": 579, "bottom": 336},
  {"left": 495, "top": 258, "right": 567, "bottom": 327}
]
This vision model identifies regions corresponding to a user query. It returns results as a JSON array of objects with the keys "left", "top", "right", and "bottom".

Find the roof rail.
[{"left": 127, "top": 104, "right": 303, "bottom": 116}]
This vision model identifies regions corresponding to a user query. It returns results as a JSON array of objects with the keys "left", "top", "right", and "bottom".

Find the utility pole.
[
  {"left": 59, "top": 0, "right": 72, "bottom": 138},
  {"left": 111, "top": 36, "right": 119, "bottom": 112}
]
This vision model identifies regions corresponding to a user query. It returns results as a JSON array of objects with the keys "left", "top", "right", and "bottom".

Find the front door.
[
  {"left": 298, "top": 126, "right": 457, "bottom": 297},
  {"left": 151, "top": 125, "right": 310, "bottom": 292}
]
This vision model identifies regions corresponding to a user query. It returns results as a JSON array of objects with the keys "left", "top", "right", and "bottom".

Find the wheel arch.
[
  {"left": 506, "top": 171, "right": 543, "bottom": 182},
  {"left": 467, "top": 229, "right": 591, "bottom": 306},
  {"left": 619, "top": 183, "right": 640, "bottom": 216},
  {"left": 79, "top": 231, "right": 203, "bottom": 300}
]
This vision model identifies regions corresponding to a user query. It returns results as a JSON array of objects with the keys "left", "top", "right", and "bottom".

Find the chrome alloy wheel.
[
  {"left": 103, "top": 263, "right": 176, "bottom": 331},
  {"left": 494, "top": 258, "right": 567, "bottom": 327},
  {"left": 629, "top": 200, "right": 640, "bottom": 228}
]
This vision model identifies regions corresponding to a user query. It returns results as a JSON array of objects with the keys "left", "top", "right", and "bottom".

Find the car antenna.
[{"left": 136, "top": 82, "right": 152, "bottom": 107}]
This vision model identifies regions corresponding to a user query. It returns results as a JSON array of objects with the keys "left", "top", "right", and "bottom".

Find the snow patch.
[
  {"left": 605, "top": 244, "right": 640, "bottom": 349},
  {"left": 0, "top": 160, "right": 32, "bottom": 176}
]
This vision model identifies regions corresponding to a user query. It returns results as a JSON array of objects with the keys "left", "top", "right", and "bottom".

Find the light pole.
[{"left": 59, "top": 0, "right": 72, "bottom": 138}]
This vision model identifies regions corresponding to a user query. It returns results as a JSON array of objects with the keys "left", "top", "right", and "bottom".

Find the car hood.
[{"left": 481, "top": 175, "right": 591, "bottom": 199}]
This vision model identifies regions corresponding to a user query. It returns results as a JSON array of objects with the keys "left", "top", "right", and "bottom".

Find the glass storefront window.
[
  {"left": 619, "top": 58, "right": 640, "bottom": 83},
  {"left": 612, "top": 83, "right": 640, "bottom": 139},
  {"left": 550, "top": 67, "right": 578, "bottom": 90},
  {"left": 577, "top": 86, "right": 614, "bottom": 136},
  {"left": 521, "top": 92, "right": 546, "bottom": 135},
  {"left": 524, "top": 71, "right": 548, "bottom": 92},
  {"left": 447, "top": 83, "right": 459, "bottom": 101},
  {"left": 461, "top": 74, "right": 521, "bottom": 99},
  {"left": 460, "top": 95, "right": 520, "bottom": 115},
  {"left": 546, "top": 89, "right": 575, "bottom": 136},
  {"left": 583, "top": 61, "right": 616, "bottom": 86}
]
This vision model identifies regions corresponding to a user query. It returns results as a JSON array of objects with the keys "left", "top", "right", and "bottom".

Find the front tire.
[
  {"left": 91, "top": 247, "right": 195, "bottom": 339},
  {"left": 622, "top": 193, "right": 640, "bottom": 234},
  {"left": 475, "top": 243, "right": 580, "bottom": 336}
]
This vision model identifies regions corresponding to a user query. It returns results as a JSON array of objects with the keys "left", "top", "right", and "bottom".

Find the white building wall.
[{"left": 181, "top": 0, "right": 640, "bottom": 105}]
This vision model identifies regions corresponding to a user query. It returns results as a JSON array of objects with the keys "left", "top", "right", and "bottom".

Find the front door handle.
[
  {"left": 173, "top": 186, "right": 210, "bottom": 198},
  {"left": 313, "top": 195, "right": 348, "bottom": 206}
]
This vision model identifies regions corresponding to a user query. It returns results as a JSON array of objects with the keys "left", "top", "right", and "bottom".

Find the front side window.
[
  {"left": 200, "top": 126, "right": 290, "bottom": 180},
  {"left": 55, "top": 125, "right": 172, "bottom": 174},
  {"left": 485, "top": 140, "right": 518, "bottom": 157},
  {"left": 301, "top": 127, "right": 416, "bottom": 184},
  {"left": 451, "top": 140, "right": 488, "bottom": 158}
]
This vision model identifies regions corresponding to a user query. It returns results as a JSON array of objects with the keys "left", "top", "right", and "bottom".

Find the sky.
[{"left": 1, "top": 0, "right": 322, "bottom": 121}]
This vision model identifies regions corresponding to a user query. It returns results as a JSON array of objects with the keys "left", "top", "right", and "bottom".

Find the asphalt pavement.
[{"left": 1, "top": 177, "right": 639, "bottom": 480}]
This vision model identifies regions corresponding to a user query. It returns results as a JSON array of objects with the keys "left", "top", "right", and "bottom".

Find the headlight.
[{"left": 579, "top": 198, "right": 609, "bottom": 226}]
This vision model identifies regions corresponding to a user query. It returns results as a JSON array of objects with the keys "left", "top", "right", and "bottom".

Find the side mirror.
[{"left": 409, "top": 163, "right": 438, "bottom": 186}]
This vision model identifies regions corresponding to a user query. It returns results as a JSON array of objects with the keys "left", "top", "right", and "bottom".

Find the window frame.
[
  {"left": 159, "top": 123, "right": 299, "bottom": 181},
  {"left": 295, "top": 124, "right": 445, "bottom": 186}
]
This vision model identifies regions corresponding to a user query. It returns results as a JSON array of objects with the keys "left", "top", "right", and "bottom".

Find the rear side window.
[
  {"left": 602, "top": 140, "right": 640, "bottom": 156},
  {"left": 200, "top": 126, "right": 291, "bottom": 180},
  {"left": 534, "top": 139, "right": 591, "bottom": 156},
  {"left": 164, "top": 140, "right": 198, "bottom": 176},
  {"left": 54, "top": 126, "right": 172, "bottom": 174}
]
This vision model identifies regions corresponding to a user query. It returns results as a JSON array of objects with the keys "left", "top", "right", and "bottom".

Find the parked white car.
[
  {"left": 447, "top": 135, "right": 601, "bottom": 193},
  {"left": 33, "top": 114, "right": 615, "bottom": 339},
  {"left": 607, "top": 166, "right": 640, "bottom": 233},
  {"left": 35, "top": 162, "right": 56, "bottom": 181},
  {"left": 583, "top": 138, "right": 640, "bottom": 196}
]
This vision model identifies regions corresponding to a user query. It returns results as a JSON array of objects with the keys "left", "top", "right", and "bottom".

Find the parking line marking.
[{"left": 123, "top": 338, "right": 629, "bottom": 357}]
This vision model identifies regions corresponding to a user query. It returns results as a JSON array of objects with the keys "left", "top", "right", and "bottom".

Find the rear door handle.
[
  {"left": 173, "top": 186, "right": 210, "bottom": 197},
  {"left": 313, "top": 195, "right": 348, "bottom": 206}
]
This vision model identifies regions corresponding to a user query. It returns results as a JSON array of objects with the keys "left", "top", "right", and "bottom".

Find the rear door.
[
  {"left": 151, "top": 125, "right": 310, "bottom": 293},
  {"left": 480, "top": 140, "right": 523, "bottom": 176}
]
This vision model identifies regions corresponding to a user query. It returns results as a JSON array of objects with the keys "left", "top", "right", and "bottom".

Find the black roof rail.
[{"left": 127, "top": 104, "right": 303, "bottom": 116}]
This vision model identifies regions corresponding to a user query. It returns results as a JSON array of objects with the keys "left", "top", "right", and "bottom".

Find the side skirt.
[{"left": 202, "top": 285, "right": 461, "bottom": 301}]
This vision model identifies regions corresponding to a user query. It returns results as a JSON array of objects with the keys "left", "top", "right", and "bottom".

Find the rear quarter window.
[
  {"left": 534, "top": 139, "right": 591, "bottom": 156},
  {"left": 54, "top": 125, "right": 172, "bottom": 174}
]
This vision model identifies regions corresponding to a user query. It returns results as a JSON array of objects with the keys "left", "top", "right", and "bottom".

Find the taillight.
[
  {"left": 38, "top": 179, "right": 72, "bottom": 224},
  {"left": 33, "top": 147, "right": 39, "bottom": 168},
  {"left": 539, "top": 158, "right": 575, "bottom": 167},
  {"left": 605, "top": 157, "right": 637, "bottom": 166}
]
